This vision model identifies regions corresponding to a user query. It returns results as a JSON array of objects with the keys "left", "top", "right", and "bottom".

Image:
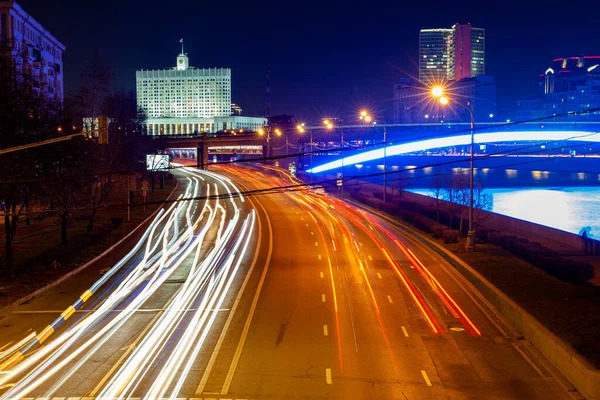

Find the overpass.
[
  {"left": 140, "top": 122, "right": 600, "bottom": 169},
  {"left": 307, "top": 130, "right": 600, "bottom": 173},
  {"left": 143, "top": 133, "right": 265, "bottom": 168}
]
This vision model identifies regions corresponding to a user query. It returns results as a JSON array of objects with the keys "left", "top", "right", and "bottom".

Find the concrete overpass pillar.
[{"left": 196, "top": 143, "right": 208, "bottom": 170}]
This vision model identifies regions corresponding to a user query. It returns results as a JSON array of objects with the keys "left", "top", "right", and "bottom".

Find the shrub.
[
  {"left": 432, "top": 224, "right": 446, "bottom": 238},
  {"left": 443, "top": 230, "right": 459, "bottom": 243}
]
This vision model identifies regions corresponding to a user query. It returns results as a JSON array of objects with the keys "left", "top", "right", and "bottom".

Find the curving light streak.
[
  {"left": 0, "top": 166, "right": 256, "bottom": 400},
  {"left": 307, "top": 130, "right": 600, "bottom": 173}
]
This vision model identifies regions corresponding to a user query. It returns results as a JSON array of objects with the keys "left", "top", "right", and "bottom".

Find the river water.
[{"left": 410, "top": 187, "right": 600, "bottom": 240}]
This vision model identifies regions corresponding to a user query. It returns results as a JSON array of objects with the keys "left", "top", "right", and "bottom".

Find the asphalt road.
[
  {"left": 0, "top": 163, "right": 571, "bottom": 399},
  {"left": 195, "top": 164, "right": 570, "bottom": 400}
]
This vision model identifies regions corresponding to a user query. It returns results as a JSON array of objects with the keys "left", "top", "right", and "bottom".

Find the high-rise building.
[
  {"left": 419, "top": 29, "right": 452, "bottom": 82},
  {"left": 419, "top": 23, "right": 485, "bottom": 82},
  {"left": 516, "top": 56, "right": 600, "bottom": 120},
  {"left": 0, "top": 1, "right": 66, "bottom": 103},
  {"left": 136, "top": 51, "right": 266, "bottom": 135}
]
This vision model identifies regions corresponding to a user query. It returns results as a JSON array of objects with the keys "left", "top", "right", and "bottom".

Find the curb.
[
  {"left": 348, "top": 199, "right": 599, "bottom": 400},
  {"left": 0, "top": 180, "right": 179, "bottom": 316}
]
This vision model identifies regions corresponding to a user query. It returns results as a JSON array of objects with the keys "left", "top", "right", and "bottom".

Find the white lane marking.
[
  {"left": 218, "top": 197, "right": 274, "bottom": 396},
  {"left": 359, "top": 242, "right": 364, "bottom": 246},
  {"left": 326, "top": 368, "right": 332, "bottom": 384},
  {"left": 301, "top": 217, "right": 304, "bottom": 220},
  {"left": 296, "top": 211, "right": 299, "bottom": 214},
  {"left": 320, "top": 272, "right": 324, "bottom": 278},
  {"left": 421, "top": 370, "right": 432, "bottom": 386},
  {"left": 323, "top": 325, "right": 329, "bottom": 336},
  {"left": 315, "top": 242, "right": 319, "bottom": 247},
  {"left": 401, "top": 326, "right": 409, "bottom": 337},
  {"left": 368, "top": 255, "right": 373, "bottom": 261},
  {"left": 318, "top": 254, "right": 322, "bottom": 260},
  {"left": 377, "top": 273, "right": 382, "bottom": 279},
  {"left": 311, "top": 231, "right": 314, "bottom": 236},
  {"left": 321, "top": 294, "right": 326, "bottom": 303},
  {"left": 305, "top": 223, "right": 309, "bottom": 227},
  {"left": 387, "top": 295, "right": 393, "bottom": 304}
]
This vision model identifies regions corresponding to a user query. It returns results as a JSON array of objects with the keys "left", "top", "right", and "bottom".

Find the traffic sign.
[
  {"left": 337, "top": 179, "right": 343, "bottom": 187},
  {"left": 337, "top": 172, "right": 343, "bottom": 178}
]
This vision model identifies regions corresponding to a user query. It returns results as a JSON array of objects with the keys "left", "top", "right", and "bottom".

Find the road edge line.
[
  {"left": 194, "top": 192, "right": 267, "bottom": 394},
  {"left": 346, "top": 199, "right": 593, "bottom": 400},
  {"left": 220, "top": 190, "right": 274, "bottom": 395},
  {"left": 0, "top": 180, "right": 180, "bottom": 316}
]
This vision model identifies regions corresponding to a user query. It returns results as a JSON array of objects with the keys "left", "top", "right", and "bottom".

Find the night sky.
[{"left": 20, "top": 0, "right": 600, "bottom": 121}]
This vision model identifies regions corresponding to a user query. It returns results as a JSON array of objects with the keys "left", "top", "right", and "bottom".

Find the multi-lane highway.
[{"left": 0, "top": 163, "right": 570, "bottom": 399}]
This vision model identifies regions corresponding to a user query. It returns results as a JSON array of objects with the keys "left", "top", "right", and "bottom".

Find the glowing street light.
[
  {"left": 258, "top": 128, "right": 265, "bottom": 136},
  {"left": 297, "top": 123, "right": 313, "bottom": 181},
  {"left": 434, "top": 90, "right": 476, "bottom": 252},
  {"left": 359, "top": 110, "right": 387, "bottom": 202},
  {"left": 431, "top": 85, "right": 444, "bottom": 98},
  {"left": 275, "top": 128, "right": 282, "bottom": 136}
]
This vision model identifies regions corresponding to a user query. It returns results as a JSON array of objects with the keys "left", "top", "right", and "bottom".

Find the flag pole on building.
[{"left": 180, "top": 38, "right": 184, "bottom": 55}]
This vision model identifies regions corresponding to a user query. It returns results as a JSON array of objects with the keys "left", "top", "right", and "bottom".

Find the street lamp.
[
  {"left": 297, "top": 123, "right": 314, "bottom": 181},
  {"left": 360, "top": 110, "right": 387, "bottom": 203},
  {"left": 324, "top": 118, "right": 344, "bottom": 196},
  {"left": 433, "top": 87, "right": 476, "bottom": 252}
]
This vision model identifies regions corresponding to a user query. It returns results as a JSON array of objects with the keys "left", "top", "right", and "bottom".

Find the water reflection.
[{"left": 411, "top": 187, "right": 600, "bottom": 239}]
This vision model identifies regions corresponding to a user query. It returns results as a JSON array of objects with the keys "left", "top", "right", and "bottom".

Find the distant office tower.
[
  {"left": 0, "top": 1, "right": 66, "bottom": 104},
  {"left": 419, "top": 23, "right": 485, "bottom": 82},
  {"left": 419, "top": 29, "right": 452, "bottom": 82}
]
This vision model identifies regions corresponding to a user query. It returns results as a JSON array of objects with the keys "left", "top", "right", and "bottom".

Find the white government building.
[
  {"left": 0, "top": 1, "right": 66, "bottom": 103},
  {"left": 136, "top": 51, "right": 266, "bottom": 135}
]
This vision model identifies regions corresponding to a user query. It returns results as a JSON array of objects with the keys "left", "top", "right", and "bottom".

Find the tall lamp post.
[
  {"left": 296, "top": 123, "right": 313, "bottom": 182},
  {"left": 432, "top": 86, "right": 476, "bottom": 252},
  {"left": 258, "top": 127, "right": 281, "bottom": 165},
  {"left": 258, "top": 127, "right": 269, "bottom": 163},
  {"left": 360, "top": 110, "right": 388, "bottom": 203},
  {"left": 323, "top": 119, "right": 343, "bottom": 196}
]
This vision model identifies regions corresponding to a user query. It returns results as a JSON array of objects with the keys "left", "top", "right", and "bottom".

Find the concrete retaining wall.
[{"left": 419, "top": 236, "right": 600, "bottom": 400}]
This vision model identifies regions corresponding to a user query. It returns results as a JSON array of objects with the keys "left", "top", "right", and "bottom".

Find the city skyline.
[{"left": 16, "top": 0, "right": 600, "bottom": 120}]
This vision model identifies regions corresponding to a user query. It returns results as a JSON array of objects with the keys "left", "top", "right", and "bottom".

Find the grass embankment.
[
  {"left": 0, "top": 176, "right": 176, "bottom": 309},
  {"left": 348, "top": 189, "right": 600, "bottom": 368}
]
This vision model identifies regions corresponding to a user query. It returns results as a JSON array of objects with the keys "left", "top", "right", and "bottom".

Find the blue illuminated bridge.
[{"left": 306, "top": 129, "right": 600, "bottom": 173}]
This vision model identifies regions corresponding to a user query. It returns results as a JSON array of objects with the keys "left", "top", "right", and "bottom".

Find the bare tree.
[
  {"left": 472, "top": 184, "right": 494, "bottom": 229},
  {"left": 430, "top": 175, "right": 444, "bottom": 222},
  {"left": 40, "top": 136, "right": 94, "bottom": 245},
  {"left": 441, "top": 171, "right": 467, "bottom": 230},
  {"left": 0, "top": 39, "right": 60, "bottom": 278},
  {"left": 78, "top": 50, "right": 111, "bottom": 133}
]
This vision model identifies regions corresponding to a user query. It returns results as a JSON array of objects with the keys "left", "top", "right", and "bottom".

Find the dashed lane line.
[{"left": 421, "top": 370, "right": 433, "bottom": 386}]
